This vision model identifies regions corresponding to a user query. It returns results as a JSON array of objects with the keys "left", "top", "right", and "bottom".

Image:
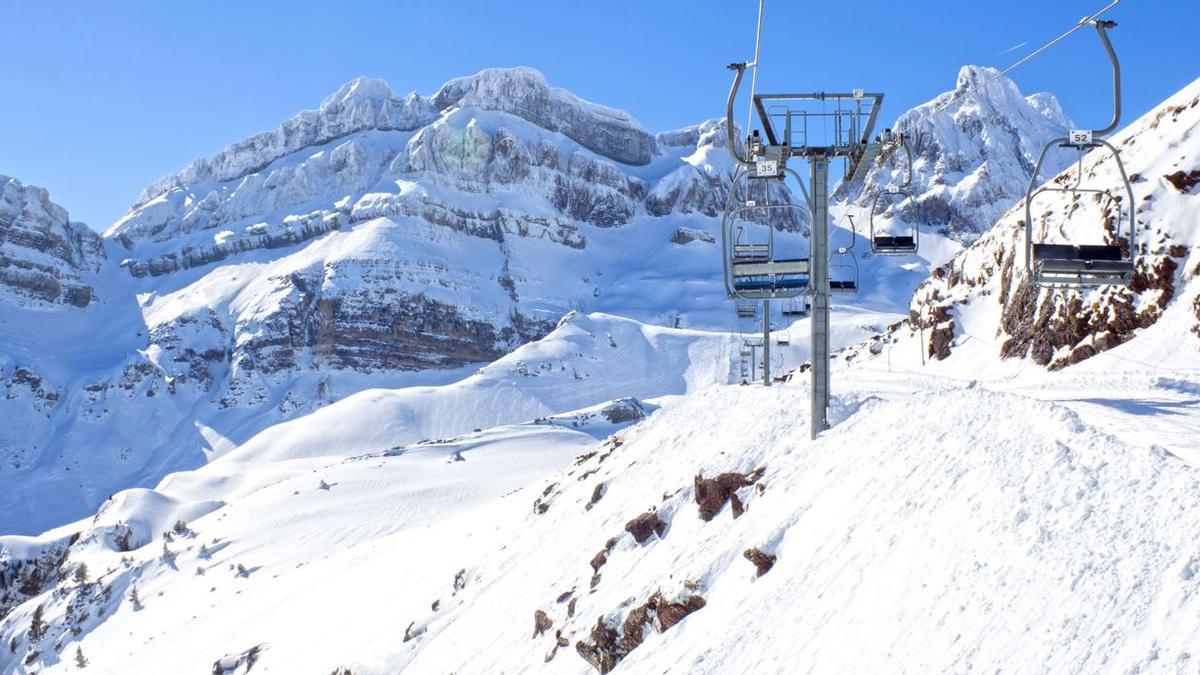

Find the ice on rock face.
[{"left": 1025, "top": 91, "right": 1072, "bottom": 129}]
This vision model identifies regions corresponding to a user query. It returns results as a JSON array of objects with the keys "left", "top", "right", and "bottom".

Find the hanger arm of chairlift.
[
  {"left": 1090, "top": 20, "right": 1121, "bottom": 137},
  {"left": 725, "top": 63, "right": 757, "bottom": 169}
]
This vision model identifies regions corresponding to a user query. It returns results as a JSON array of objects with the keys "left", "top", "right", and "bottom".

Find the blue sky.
[{"left": 1, "top": 1, "right": 1195, "bottom": 230}]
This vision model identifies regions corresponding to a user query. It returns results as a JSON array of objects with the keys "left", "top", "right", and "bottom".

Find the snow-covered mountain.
[
  {"left": 835, "top": 65, "right": 1073, "bottom": 242},
  {"left": 0, "top": 64, "right": 1089, "bottom": 542},
  {"left": 0, "top": 68, "right": 808, "bottom": 536},
  {"left": 3, "top": 68, "right": 1200, "bottom": 673}
]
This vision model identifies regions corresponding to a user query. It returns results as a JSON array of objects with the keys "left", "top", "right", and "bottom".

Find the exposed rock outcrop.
[{"left": 0, "top": 177, "right": 103, "bottom": 307}]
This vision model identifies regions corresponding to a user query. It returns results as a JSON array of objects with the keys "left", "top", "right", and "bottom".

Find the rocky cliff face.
[
  {"left": 836, "top": 65, "right": 1074, "bottom": 243},
  {"left": 0, "top": 177, "right": 104, "bottom": 307}
]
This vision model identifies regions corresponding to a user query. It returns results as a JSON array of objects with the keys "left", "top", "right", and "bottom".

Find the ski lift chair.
[
  {"left": 725, "top": 203, "right": 811, "bottom": 300},
  {"left": 1023, "top": 19, "right": 1136, "bottom": 288},
  {"left": 829, "top": 215, "right": 860, "bottom": 294},
  {"left": 869, "top": 131, "right": 919, "bottom": 255},
  {"left": 870, "top": 188, "right": 918, "bottom": 255},
  {"left": 781, "top": 297, "right": 810, "bottom": 317},
  {"left": 829, "top": 245, "right": 859, "bottom": 294}
]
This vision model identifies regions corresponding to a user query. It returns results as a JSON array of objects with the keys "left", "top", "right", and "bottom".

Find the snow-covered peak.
[
  {"left": 837, "top": 64, "right": 1074, "bottom": 242},
  {"left": 1025, "top": 91, "right": 1071, "bottom": 129},
  {"left": 656, "top": 118, "right": 735, "bottom": 151},
  {"left": 121, "top": 68, "right": 661, "bottom": 223},
  {"left": 319, "top": 75, "right": 403, "bottom": 110},
  {"left": 431, "top": 66, "right": 657, "bottom": 165},
  {"left": 953, "top": 64, "right": 1005, "bottom": 92}
]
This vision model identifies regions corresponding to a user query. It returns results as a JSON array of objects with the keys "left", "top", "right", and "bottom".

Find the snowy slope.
[
  {"left": 4, "top": 342, "right": 1198, "bottom": 673},
  {"left": 0, "top": 308, "right": 741, "bottom": 536}
]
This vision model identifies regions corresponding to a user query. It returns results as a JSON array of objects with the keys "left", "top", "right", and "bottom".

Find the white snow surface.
[{"left": 3, "top": 333, "right": 1199, "bottom": 674}]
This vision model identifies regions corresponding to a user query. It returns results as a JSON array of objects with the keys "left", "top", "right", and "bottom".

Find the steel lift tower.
[{"left": 721, "top": 64, "right": 885, "bottom": 439}]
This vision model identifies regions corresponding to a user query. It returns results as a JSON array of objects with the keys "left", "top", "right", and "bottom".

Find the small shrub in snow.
[
  {"left": 27, "top": 604, "right": 46, "bottom": 642},
  {"left": 111, "top": 524, "right": 134, "bottom": 552},
  {"left": 75, "top": 645, "right": 88, "bottom": 668}
]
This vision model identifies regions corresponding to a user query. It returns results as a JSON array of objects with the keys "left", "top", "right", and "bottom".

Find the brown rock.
[
  {"left": 623, "top": 511, "right": 667, "bottom": 544},
  {"left": 585, "top": 482, "right": 605, "bottom": 511},
  {"left": 693, "top": 468, "right": 765, "bottom": 522},
  {"left": 744, "top": 548, "right": 777, "bottom": 577}
]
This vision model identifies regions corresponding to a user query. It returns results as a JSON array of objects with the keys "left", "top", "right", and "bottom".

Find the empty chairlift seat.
[
  {"left": 1022, "top": 20, "right": 1136, "bottom": 288},
  {"left": 731, "top": 257, "right": 811, "bottom": 296},
  {"left": 781, "top": 298, "right": 810, "bottom": 317},
  {"left": 1031, "top": 243, "right": 1134, "bottom": 281},
  {"left": 732, "top": 243, "right": 770, "bottom": 262},
  {"left": 828, "top": 248, "right": 859, "bottom": 294},
  {"left": 871, "top": 234, "right": 917, "bottom": 254},
  {"left": 870, "top": 186, "right": 918, "bottom": 256}
]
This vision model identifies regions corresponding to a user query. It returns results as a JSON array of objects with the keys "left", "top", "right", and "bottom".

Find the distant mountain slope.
[
  {"left": 4, "top": 331, "right": 1197, "bottom": 674},
  {"left": 0, "top": 68, "right": 803, "bottom": 536}
]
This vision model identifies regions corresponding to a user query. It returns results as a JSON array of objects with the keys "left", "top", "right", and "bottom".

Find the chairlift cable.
[
  {"left": 926, "top": 0, "right": 1122, "bottom": 117},
  {"left": 745, "top": 0, "right": 765, "bottom": 138}
]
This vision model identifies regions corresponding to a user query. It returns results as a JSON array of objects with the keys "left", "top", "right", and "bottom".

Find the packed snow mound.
[
  {"left": 897, "top": 74, "right": 1200, "bottom": 371},
  {"left": 0, "top": 176, "right": 104, "bottom": 307},
  {"left": 836, "top": 64, "right": 1074, "bottom": 243}
]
